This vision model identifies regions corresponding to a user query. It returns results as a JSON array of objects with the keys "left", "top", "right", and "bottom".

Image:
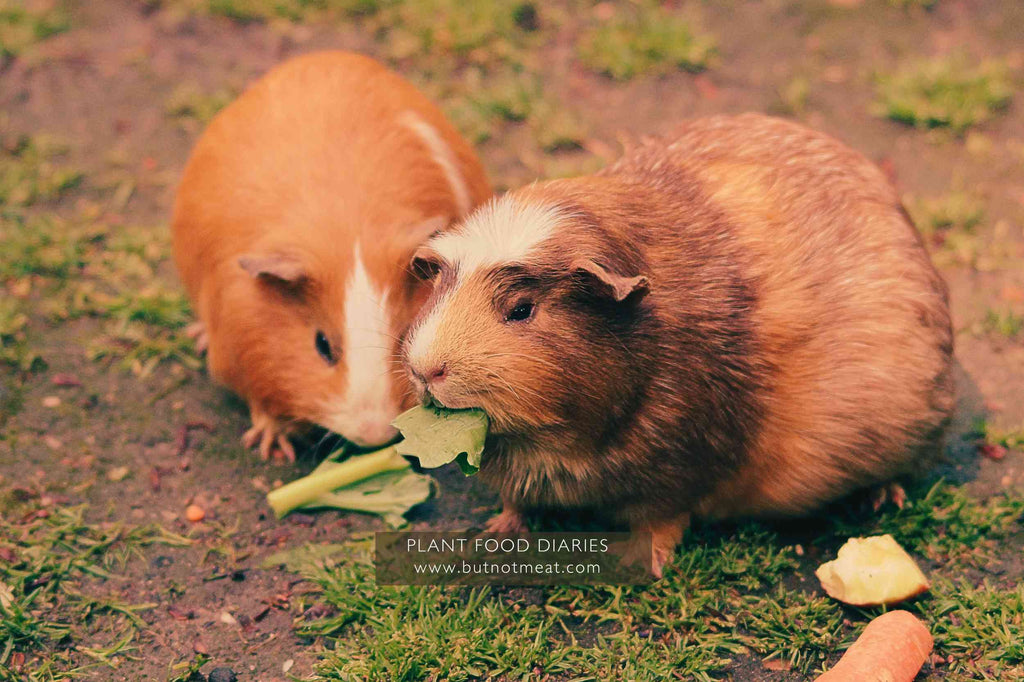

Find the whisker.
[{"left": 478, "top": 351, "right": 562, "bottom": 372}]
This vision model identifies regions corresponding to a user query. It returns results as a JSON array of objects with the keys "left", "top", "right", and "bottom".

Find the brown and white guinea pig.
[
  {"left": 403, "top": 113, "right": 954, "bottom": 576},
  {"left": 172, "top": 51, "right": 491, "bottom": 460}
]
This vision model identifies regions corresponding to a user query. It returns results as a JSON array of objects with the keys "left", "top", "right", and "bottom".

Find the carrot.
[{"left": 816, "top": 610, "right": 933, "bottom": 682}]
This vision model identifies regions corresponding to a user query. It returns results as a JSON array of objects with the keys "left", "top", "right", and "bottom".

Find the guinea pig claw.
[
  {"left": 240, "top": 425, "right": 261, "bottom": 451},
  {"left": 272, "top": 434, "right": 296, "bottom": 463},
  {"left": 185, "top": 321, "right": 209, "bottom": 354}
]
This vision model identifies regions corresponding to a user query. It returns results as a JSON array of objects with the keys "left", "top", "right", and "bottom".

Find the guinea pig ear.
[
  {"left": 406, "top": 215, "right": 450, "bottom": 246},
  {"left": 409, "top": 245, "right": 443, "bottom": 281},
  {"left": 571, "top": 258, "right": 650, "bottom": 303},
  {"left": 404, "top": 216, "right": 450, "bottom": 281},
  {"left": 237, "top": 253, "right": 308, "bottom": 286}
]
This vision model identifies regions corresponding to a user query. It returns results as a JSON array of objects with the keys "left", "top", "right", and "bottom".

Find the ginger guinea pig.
[
  {"left": 172, "top": 51, "right": 491, "bottom": 460},
  {"left": 403, "top": 114, "right": 953, "bottom": 576}
]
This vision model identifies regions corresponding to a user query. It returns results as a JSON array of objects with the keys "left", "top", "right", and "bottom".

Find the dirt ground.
[{"left": 1, "top": 0, "right": 1023, "bottom": 680}]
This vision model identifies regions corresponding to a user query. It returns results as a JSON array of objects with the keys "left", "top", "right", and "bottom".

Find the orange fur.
[{"left": 172, "top": 51, "right": 491, "bottom": 456}]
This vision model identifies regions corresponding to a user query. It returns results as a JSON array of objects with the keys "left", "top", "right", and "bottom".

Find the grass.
[
  {"left": 991, "top": 428, "right": 1024, "bottom": 452},
  {"left": 977, "top": 308, "right": 1024, "bottom": 340},
  {"left": 0, "top": 211, "right": 99, "bottom": 281},
  {"left": 0, "top": 494, "right": 191, "bottom": 680},
  {"left": 439, "top": 67, "right": 587, "bottom": 150},
  {"left": 377, "top": 0, "right": 542, "bottom": 66},
  {"left": 773, "top": 75, "right": 812, "bottom": 117},
  {"left": 890, "top": 0, "right": 937, "bottom": 8},
  {"left": 0, "top": 0, "right": 70, "bottom": 60},
  {"left": 874, "top": 54, "right": 1014, "bottom": 134},
  {"left": 921, "top": 579, "right": 1024, "bottom": 679},
  {"left": 167, "top": 654, "right": 210, "bottom": 682},
  {"left": 156, "top": 0, "right": 382, "bottom": 23},
  {"left": 151, "top": 0, "right": 586, "bottom": 168},
  {"left": 1, "top": 175, "right": 199, "bottom": 376},
  {"left": 905, "top": 190, "right": 985, "bottom": 236},
  {"left": 903, "top": 189, "right": 987, "bottom": 267},
  {"left": 0, "top": 297, "right": 41, "bottom": 372},
  {"left": 577, "top": 0, "right": 715, "bottom": 81},
  {"left": 280, "top": 480, "right": 1024, "bottom": 681},
  {"left": 164, "top": 83, "right": 236, "bottom": 128},
  {"left": 0, "top": 133, "right": 82, "bottom": 208}
]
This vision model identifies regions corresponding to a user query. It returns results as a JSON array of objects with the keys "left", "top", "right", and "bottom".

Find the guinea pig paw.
[
  {"left": 185, "top": 321, "right": 209, "bottom": 354},
  {"left": 870, "top": 482, "right": 907, "bottom": 512},
  {"left": 617, "top": 536, "right": 656, "bottom": 576},
  {"left": 241, "top": 417, "right": 296, "bottom": 463},
  {"left": 650, "top": 546, "right": 674, "bottom": 580},
  {"left": 630, "top": 514, "right": 690, "bottom": 579},
  {"left": 484, "top": 509, "right": 528, "bottom": 534}
]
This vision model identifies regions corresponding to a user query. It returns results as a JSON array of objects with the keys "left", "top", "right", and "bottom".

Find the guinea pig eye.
[
  {"left": 314, "top": 330, "right": 336, "bottom": 366},
  {"left": 505, "top": 301, "right": 536, "bottom": 324}
]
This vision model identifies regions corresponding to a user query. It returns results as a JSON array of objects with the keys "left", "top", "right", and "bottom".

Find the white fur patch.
[
  {"left": 400, "top": 111, "right": 472, "bottom": 217},
  {"left": 429, "top": 195, "right": 563, "bottom": 278},
  {"left": 404, "top": 287, "right": 454, "bottom": 376},
  {"left": 324, "top": 245, "right": 397, "bottom": 444}
]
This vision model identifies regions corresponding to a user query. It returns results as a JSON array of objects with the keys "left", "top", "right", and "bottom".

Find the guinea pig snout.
[
  {"left": 410, "top": 362, "right": 448, "bottom": 387},
  {"left": 407, "top": 360, "right": 454, "bottom": 407}
]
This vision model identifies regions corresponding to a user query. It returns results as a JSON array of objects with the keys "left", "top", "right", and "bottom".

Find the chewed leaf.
[
  {"left": 392, "top": 405, "right": 489, "bottom": 474},
  {"left": 301, "top": 468, "right": 436, "bottom": 529},
  {"left": 454, "top": 451, "right": 478, "bottom": 476}
]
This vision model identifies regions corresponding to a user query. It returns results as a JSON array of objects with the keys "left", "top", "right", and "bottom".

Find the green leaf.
[
  {"left": 300, "top": 467, "right": 435, "bottom": 529},
  {"left": 392, "top": 405, "right": 489, "bottom": 474}
]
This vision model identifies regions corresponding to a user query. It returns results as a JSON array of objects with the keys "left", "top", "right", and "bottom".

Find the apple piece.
[{"left": 815, "top": 534, "right": 930, "bottom": 606}]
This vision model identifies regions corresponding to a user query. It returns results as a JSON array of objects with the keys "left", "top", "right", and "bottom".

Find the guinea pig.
[
  {"left": 403, "top": 113, "right": 954, "bottom": 576},
  {"left": 172, "top": 51, "right": 491, "bottom": 460}
]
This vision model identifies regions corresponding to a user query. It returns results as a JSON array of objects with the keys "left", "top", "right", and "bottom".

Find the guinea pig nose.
[
  {"left": 412, "top": 363, "right": 447, "bottom": 385},
  {"left": 427, "top": 363, "right": 447, "bottom": 382}
]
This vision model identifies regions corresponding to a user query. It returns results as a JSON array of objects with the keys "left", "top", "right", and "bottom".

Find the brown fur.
[
  {"left": 405, "top": 114, "right": 953, "bottom": 571},
  {"left": 172, "top": 51, "right": 491, "bottom": 455}
]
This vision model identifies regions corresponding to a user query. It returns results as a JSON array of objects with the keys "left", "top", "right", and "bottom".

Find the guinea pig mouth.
[
  {"left": 420, "top": 386, "right": 478, "bottom": 411},
  {"left": 420, "top": 390, "right": 445, "bottom": 409}
]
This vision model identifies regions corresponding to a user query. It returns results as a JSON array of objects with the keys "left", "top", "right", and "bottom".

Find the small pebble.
[
  {"left": 50, "top": 373, "right": 81, "bottom": 387},
  {"left": 208, "top": 667, "right": 237, "bottom": 682},
  {"left": 42, "top": 396, "right": 61, "bottom": 408},
  {"left": 107, "top": 466, "right": 130, "bottom": 482},
  {"left": 185, "top": 504, "right": 206, "bottom": 523},
  {"left": 979, "top": 443, "right": 1007, "bottom": 461}
]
